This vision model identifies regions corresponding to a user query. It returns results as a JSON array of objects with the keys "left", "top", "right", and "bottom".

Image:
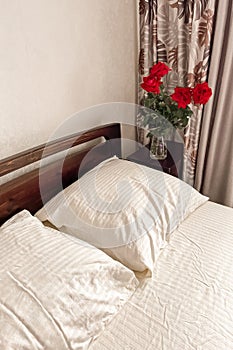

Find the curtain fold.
[
  {"left": 138, "top": 0, "right": 216, "bottom": 185},
  {"left": 195, "top": 0, "right": 233, "bottom": 207}
]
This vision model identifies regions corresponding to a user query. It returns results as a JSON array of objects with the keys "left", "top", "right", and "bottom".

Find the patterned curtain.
[{"left": 139, "top": 0, "right": 216, "bottom": 185}]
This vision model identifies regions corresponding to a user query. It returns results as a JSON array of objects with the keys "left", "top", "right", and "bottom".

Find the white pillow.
[
  {"left": 0, "top": 210, "right": 138, "bottom": 350},
  {"left": 36, "top": 157, "right": 208, "bottom": 274}
]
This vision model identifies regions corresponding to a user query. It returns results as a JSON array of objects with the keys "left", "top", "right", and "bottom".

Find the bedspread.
[{"left": 91, "top": 201, "right": 233, "bottom": 350}]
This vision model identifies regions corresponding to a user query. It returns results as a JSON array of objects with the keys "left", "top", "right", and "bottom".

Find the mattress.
[{"left": 90, "top": 201, "right": 233, "bottom": 350}]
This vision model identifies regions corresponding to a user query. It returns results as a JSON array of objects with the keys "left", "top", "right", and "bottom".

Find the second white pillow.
[{"left": 36, "top": 157, "right": 208, "bottom": 274}]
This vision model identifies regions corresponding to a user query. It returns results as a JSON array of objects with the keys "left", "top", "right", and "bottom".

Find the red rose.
[
  {"left": 193, "top": 82, "right": 212, "bottom": 105},
  {"left": 141, "top": 75, "right": 162, "bottom": 94},
  {"left": 171, "top": 87, "right": 192, "bottom": 108},
  {"left": 150, "top": 62, "right": 171, "bottom": 79}
]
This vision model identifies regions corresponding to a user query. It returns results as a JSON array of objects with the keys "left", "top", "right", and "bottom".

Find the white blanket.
[{"left": 90, "top": 201, "right": 233, "bottom": 350}]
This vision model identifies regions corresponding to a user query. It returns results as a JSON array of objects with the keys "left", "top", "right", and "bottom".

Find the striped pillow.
[
  {"left": 0, "top": 210, "right": 138, "bottom": 349},
  {"left": 36, "top": 157, "right": 208, "bottom": 274}
]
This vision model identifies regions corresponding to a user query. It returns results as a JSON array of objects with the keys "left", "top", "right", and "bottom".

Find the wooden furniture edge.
[
  {"left": 0, "top": 123, "right": 121, "bottom": 176},
  {"left": 0, "top": 123, "right": 121, "bottom": 224}
]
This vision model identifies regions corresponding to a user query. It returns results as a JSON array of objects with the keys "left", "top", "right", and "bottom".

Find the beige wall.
[{"left": 0, "top": 0, "right": 138, "bottom": 159}]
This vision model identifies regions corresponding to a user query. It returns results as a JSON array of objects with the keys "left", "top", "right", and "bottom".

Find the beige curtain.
[
  {"left": 139, "top": 0, "right": 216, "bottom": 185},
  {"left": 195, "top": 0, "right": 233, "bottom": 207}
]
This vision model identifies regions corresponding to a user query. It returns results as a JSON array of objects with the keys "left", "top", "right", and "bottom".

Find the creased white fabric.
[
  {"left": 90, "top": 201, "right": 233, "bottom": 350},
  {"left": 0, "top": 210, "right": 138, "bottom": 350},
  {"left": 36, "top": 157, "right": 208, "bottom": 273}
]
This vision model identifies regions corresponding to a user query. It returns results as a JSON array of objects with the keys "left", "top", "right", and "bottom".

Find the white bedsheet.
[{"left": 90, "top": 201, "right": 233, "bottom": 350}]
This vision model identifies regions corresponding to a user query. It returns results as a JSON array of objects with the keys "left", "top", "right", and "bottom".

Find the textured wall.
[{"left": 0, "top": 0, "right": 137, "bottom": 159}]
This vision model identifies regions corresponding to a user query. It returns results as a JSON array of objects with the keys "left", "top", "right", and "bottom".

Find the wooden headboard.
[{"left": 0, "top": 123, "right": 121, "bottom": 225}]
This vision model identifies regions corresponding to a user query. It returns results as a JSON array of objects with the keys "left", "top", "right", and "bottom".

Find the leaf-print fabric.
[{"left": 138, "top": 0, "right": 216, "bottom": 184}]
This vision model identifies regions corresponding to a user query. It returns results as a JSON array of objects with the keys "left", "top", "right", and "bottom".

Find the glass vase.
[{"left": 150, "top": 136, "right": 167, "bottom": 160}]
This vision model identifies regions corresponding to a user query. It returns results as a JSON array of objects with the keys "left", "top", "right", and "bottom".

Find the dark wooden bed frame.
[{"left": 0, "top": 123, "right": 121, "bottom": 225}]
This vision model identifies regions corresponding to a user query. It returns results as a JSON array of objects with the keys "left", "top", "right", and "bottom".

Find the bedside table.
[{"left": 127, "top": 141, "right": 184, "bottom": 179}]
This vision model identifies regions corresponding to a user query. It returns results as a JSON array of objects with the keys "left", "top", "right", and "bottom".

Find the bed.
[{"left": 1, "top": 123, "right": 233, "bottom": 350}]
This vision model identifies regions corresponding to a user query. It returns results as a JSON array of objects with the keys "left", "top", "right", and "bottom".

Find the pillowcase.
[
  {"left": 0, "top": 210, "right": 138, "bottom": 350},
  {"left": 36, "top": 157, "right": 208, "bottom": 274}
]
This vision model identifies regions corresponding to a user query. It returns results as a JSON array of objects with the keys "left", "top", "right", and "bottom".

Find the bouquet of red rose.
[{"left": 140, "top": 62, "right": 212, "bottom": 136}]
